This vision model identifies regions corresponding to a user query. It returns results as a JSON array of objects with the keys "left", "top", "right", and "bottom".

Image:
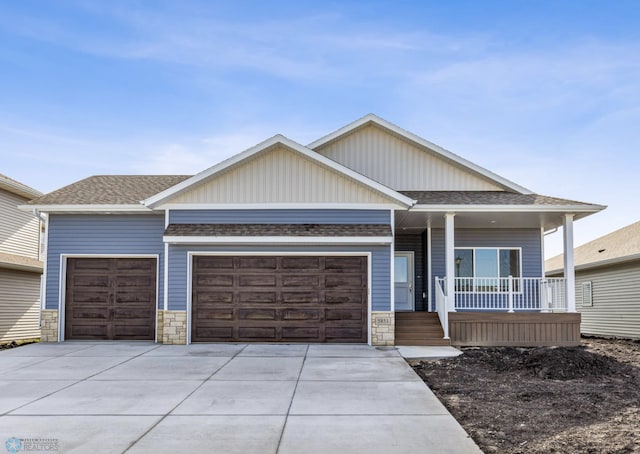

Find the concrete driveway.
[{"left": 0, "top": 342, "right": 480, "bottom": 453}]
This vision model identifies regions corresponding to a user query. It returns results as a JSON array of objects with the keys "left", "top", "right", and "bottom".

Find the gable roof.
[
  {"left": 142, "top": 134, "right": 415, "bottom": 208},
  {"left": 24, "top": 175, "right": 190, "bottom": 211},
  {"left": 546, "top": 221, "right": 640, "bottom": 274},
  {"left": 0, "top": 173, "right": 42, "bottom": 199},
  {"left": 308, "top": 114, "right": 533, "bottom": 194}
]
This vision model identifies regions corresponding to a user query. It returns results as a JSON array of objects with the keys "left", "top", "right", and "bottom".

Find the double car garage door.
[{"left": 65, "top": 255, "right": 368, "bottom": 343}]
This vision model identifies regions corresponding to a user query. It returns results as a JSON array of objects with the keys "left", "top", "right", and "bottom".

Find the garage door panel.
[
  {"left": 326, "top": 326, "right": 363, "bottom": 340},
  {"left": 197, "top": 275, "right": 234, "bottom": 287},
  {"left": 71, "top": 275, "right": 110, "bottom": 288},
  {"left": 115, "top": 258, "right": 155, "bottom": 271},
  {"left": 239, "top": 292, "right": 277, "bottom": 303},
  {"left": 192, "top": 255, "right": 367, "bottom": 343},
  {"left": 239, "top": 257, "right": 277, "bottom": 269},
  {"left": 70, "top": 259, "right": 111, "bottom": 271},
  {"left": 113, "top": 307, "right": 155, "bottom": 319},
  {"left": 196, "top": 308, "right": 234, "bottom": 320},
  {"left": 282, "top": 275, "right": 319, "bottom": 287},
  {"left": 239, "top": 275, "right": 277, "bottom": 286},
  {"left": 282, "top": 292, "right": 319, "bottom": 304},
  {"left": 197, "top": 291, "right": 234, "bottom": 304},
  {"left": 197, "top": 326, "right": 234, "bottom": 339},
  {"left": 238, "top": 326, "right": 277, "bottom": 340},
  {"left": 282, "top": 326, "right": 320, "bottom": 340},
  {"left": 69, "top": 291, "right": 109, "bottom": 304},
  {"left": 281, "top": 256, "right": 320, "bottom": 269},
  {"left": 69, "top": 324, "right": 108, "bottom": 338},
  {"left": 68, "top": 306, "right": 109, "bottom": 320},
  {"left": 325, "top": 292, "right": 365, "bottom": 304},
  {"left": 238, "top": 309, "right": 276, "bottom": 320},
  {"left": 65, "top": 258, "right": 156, "bottom": 341},
  {"left": 198, "top": 256, "right": 234, "bottom": 269},
  {"left": 282, "top": 309, "right": 320, "bottom": 321},
  {"left": 325, "top": 309, "right": 363, "bottom": 321},
  {"left": 114, "top": 275, "right": 155, "bottom": 288},
  {"left": 325, "top": 274, "right": 364, "bottom": 288},
  {"left": 325, "top": 257, "right": 365, "bottom": 271}
]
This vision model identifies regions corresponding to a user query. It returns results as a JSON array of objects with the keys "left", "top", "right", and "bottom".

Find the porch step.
[{"left": 395, "top": 312, "right": 451, "bottom": 347}]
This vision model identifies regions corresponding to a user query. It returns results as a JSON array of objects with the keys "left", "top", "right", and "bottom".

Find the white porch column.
[
  {"left": 563, "top": 214, "right": 576, "bottom": 312},
  {"left": 444, "top": 213, "right": 456, "bottom": 312}
]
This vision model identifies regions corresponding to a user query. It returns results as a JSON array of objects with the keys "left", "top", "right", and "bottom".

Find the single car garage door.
[
  {"left": 65, "top": 257, "right": 157, "bottom": 340},
  {"left": 192, "top": 255, "right": 368, "bottom": 343}
]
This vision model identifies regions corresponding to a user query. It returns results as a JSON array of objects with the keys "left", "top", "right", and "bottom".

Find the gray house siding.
[
  {"left": 46, "top": 214, "right": 165, "bottom": 310},
  {"left": 167, "top": 244, "right": 391, "bottom": 312},
  {"left": 395, "top": 233, "right": 427, "bottom": 311},
  {"left": 576, "top": 261, "right": 640, "bottom": 340},
  {"left": 169, "top": 209, "right": 390, "bottom": 224},
  {"left": 431, "top": 228, "right": 543, "bottom": 306}
]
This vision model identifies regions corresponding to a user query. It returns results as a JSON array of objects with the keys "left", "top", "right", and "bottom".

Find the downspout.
[{"left": 33, "top": 209, "right": 48, "bottom": 330}]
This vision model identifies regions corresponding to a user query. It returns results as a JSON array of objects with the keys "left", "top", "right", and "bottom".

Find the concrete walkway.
[{"left": 0, "top": 342, "right": 480, "bottom": 453}]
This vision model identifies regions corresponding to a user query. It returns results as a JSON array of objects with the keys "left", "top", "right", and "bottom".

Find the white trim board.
[
  {"left": 163, "top": 236, "right": 393, "bottom": 245},
  {"left": 185, "top": 251, "right": 373, "bottom": 345}
]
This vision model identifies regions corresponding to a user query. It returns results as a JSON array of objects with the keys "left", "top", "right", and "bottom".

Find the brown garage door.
[
  {"left": 65, "top": 257, "right": 157, "bottom": 340},
  {"left": 192, "top": 255, "right": 368, "bottom": 343}
]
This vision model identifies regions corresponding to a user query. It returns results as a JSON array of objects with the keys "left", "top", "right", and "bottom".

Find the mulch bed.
[
  {"left": 0, "top": 339, "right": 39, "bottom": 350},
  {"left": 410, "top": 338, "right": 640, "bottom": 454}
]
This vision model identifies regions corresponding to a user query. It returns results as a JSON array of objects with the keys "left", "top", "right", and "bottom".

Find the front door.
[{"left": 394, "top": 252, "right": 414, "bottom": 311}]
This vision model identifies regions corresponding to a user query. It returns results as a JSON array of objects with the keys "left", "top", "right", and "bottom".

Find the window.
[
  {"left": 454, "top": 248, "right": 521, "bottom": 292},
  {"left": 582, "top": 282, "right": 593, "bottom": 307}
]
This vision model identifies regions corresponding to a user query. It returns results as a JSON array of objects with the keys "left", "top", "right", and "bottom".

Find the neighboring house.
[
  {"left": 546, "top": 221, "right": 640, "bottom": 340},
  {"left": 22, "top": 115, "right": 605, "bottom": 347},
  {"left": 0, "top": 174, "right": 43, "bottom": 341}
]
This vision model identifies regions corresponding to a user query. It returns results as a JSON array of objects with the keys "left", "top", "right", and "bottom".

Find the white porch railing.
[
  {"left": 434, "top": 277, "right": 449, "bottom": 339},
  {"left": 453, "top": 277, "right": 566, "bottom": 311}
]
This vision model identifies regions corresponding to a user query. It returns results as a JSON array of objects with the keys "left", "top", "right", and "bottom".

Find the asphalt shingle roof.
[
  {"left": 26, "top": 175, "right": 191, "bottom": 205},
  {"left": 400, "top": 191, "right": 596, "bottom": 206},
  {"left": 545, "top": 220, "right": 640, "bottom": 273},
  {"left": 165, "top": 224, "right": 392, "bottom": 237}
]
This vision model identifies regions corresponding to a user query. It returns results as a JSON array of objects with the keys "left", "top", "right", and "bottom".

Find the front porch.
[
  {"left": 395, "top": 275, "right": 580, "bottom": 347},
  {"left": 392, "top": 202, "right": 583, "bottom": 347}
]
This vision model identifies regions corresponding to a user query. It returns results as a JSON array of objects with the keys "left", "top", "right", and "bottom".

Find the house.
[
  {"left": 546, "top": 221, "right": 640, "bottom": 340},
  {"left": 22, "top": 115, "right": 605, "bottom": 346},
  {"left": 0, "top": 174, "right": 43, "bottom": 341}
]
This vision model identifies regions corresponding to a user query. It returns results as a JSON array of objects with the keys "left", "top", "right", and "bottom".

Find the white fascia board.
[
  {"left": 0, "top": 178, "right": 43, "bottom": 199},
  {"left": 158, "top": 202, "right": 405, "bottom": 210},
  {"left": 18, "top": 204, "right": 152, "bottom": 213},
  {"left": 163, "top": 236, "right": 393, "bottom": 245},
  {"left": 410, "top": 204, "right": 606, "bottom": 213},
  {"left": 308, "top": 114, "right": 533, "bottom": 194},
  {"left": 142, "top": 133, "right": 414, "bottom": 208}
]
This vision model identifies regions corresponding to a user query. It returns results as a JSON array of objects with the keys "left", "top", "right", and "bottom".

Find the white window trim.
[{"left": 453, "top": 247, "right": 523, "bottom": 294}]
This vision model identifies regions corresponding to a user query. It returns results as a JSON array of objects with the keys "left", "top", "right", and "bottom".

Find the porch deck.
[{"left": 394, "top": 312, "right": 581, "bottom": 347}]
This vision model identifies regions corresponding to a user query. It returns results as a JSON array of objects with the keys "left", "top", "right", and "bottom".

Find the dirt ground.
[{"left": 410, "top": 338, "right": 640, "bottom": 454}]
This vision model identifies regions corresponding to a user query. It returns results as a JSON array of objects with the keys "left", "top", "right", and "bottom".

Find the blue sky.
[{"left": 1, "top": 0, "right": 639, "bottom": 257}]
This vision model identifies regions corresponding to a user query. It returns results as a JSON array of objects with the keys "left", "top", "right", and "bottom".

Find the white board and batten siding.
[
  {"left": 576, "top": 261, "right": 640, "bottom": 340},
  {"left": 313, "top": 124, "right": 504, "bottom": 191},
  {"left": 0, "top": 189, "right": 40, "bottom": 259},
  {"left": 0, "top": 269, "right": 40, "bottom": 341},
  {"left": 169, "top": 145, "right": 394, "bottom": 205}
]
